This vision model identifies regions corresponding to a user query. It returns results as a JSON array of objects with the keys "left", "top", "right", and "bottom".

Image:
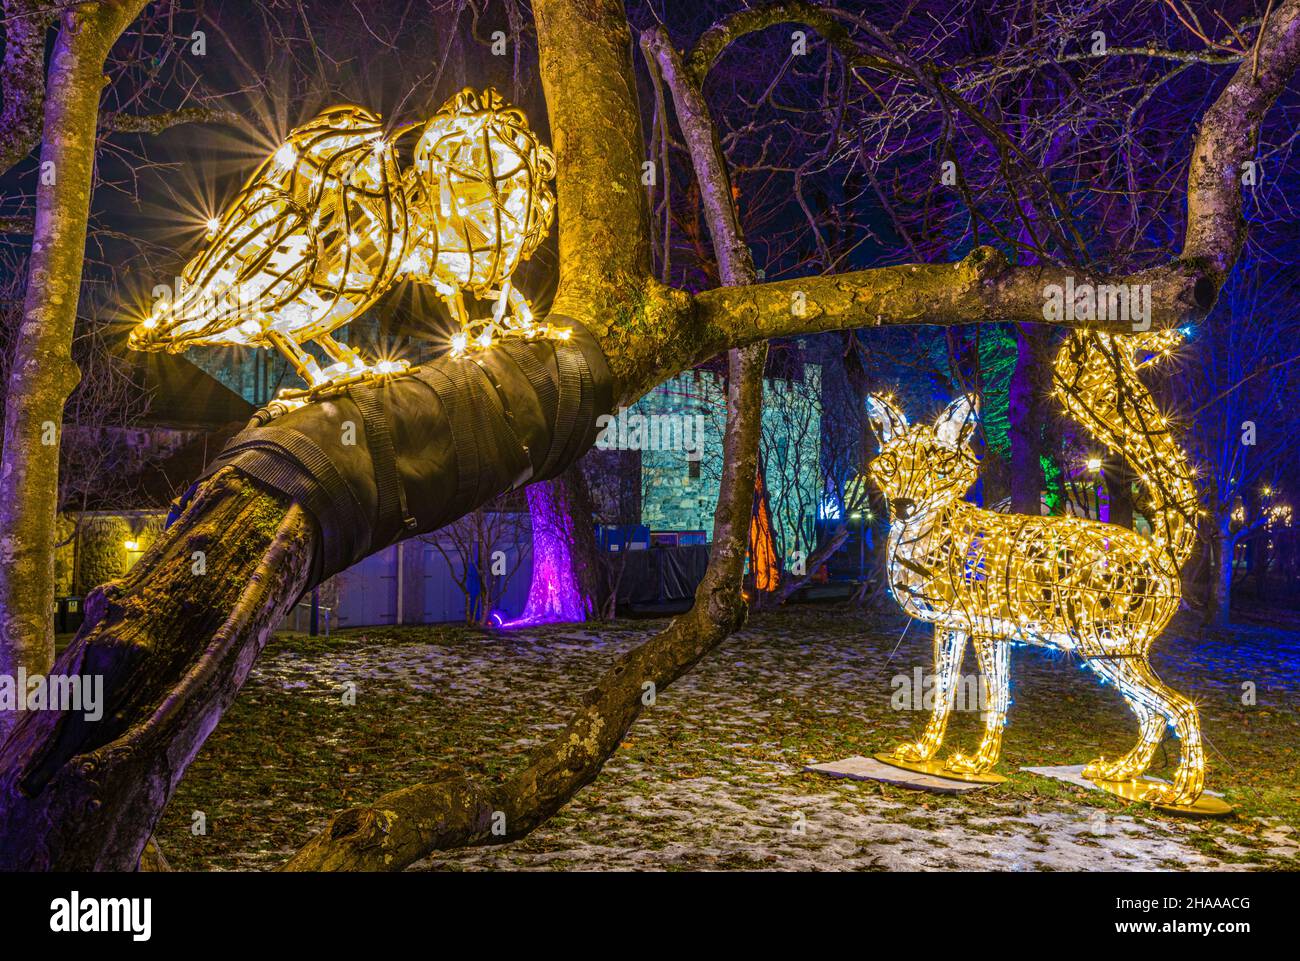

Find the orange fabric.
[{"left": 748, "top": 471, "right": 779, "bottom": 592}]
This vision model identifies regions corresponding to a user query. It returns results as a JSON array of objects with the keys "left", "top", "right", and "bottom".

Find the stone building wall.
[
  {"left": 55, "top": 512, "right": 168, "bottom": 596},
  {"left": 623, "top": 366, "right": 822, "bottom": 558}
]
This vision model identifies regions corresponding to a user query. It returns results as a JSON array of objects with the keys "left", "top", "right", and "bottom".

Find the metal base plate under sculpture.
[
  {"left": 872, "top": 751, "right": 1009, "bottom": 784},
  {"left": 804, "top": 755, "right": 1000, "bottom": 794},
  {"left": 1022, "top": 764, "right": 1234, "bottom": 818}
]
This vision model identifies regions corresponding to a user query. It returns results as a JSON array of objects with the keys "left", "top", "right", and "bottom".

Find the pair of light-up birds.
[{"left": 129, "top": 88, "right": 561, "bottom": 408}]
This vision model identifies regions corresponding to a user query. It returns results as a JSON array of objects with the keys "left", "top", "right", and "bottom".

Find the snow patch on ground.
[{"left": 160, "top": 609, "right": 1300, "bottom": 871}]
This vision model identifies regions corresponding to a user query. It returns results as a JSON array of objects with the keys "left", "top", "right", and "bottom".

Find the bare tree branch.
[
  {"left": 98, "top": 106, "right": 245, "bottom": 135},
  {"left": 1183, "top": 0, "right": 1300, "bottom": 281}
]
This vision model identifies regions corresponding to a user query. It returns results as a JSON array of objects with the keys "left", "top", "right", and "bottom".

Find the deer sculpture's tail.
[{"left": 1052, "top": 329, "right": 1199, "bottom": 575}]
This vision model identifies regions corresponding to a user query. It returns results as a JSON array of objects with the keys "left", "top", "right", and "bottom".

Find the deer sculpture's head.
[{"left": 866, "top": 394, "right": 980, "bottom": 523}]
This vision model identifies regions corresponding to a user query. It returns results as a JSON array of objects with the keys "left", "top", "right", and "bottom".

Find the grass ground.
[{"left": 152, "top": 606, "right": 1300, "bottom": 871}]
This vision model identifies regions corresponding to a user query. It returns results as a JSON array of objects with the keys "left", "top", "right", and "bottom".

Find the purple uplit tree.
[{"left": 502, "top": 479, "right": 592, "bottom": 627}]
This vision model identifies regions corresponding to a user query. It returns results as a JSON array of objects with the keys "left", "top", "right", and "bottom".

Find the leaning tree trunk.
[
  {"left": 0, "top": 471, "right": 313, "bottom": 868},
  {"left": 0, "top": 0, "right": 148, "bottom": 744},
  {"left": 282, "top": 21, "right": 770, "bottom": 872},
  {"left": 769, "top": 523, "right": 850, "bottom": 607}
]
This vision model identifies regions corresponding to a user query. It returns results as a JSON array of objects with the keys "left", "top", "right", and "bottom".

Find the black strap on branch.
[
  {"left": 208, "top": 421, "right": 371, "bottom": 577},
  {"left": 198, "top": 317, "right": 612, "bottom": 585},
  {"left": 351, "top": 383, "right": 417, "bottom": 542},
  {"left": 419, "top": 361, "right": 484, "bottom": 506}
]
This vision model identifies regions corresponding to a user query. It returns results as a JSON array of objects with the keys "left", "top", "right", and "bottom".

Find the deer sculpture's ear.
[
  {"left": 866, "top": 394, "right": 909, "bottom": 446},
  {"left": 934, "top": 394, "right": 979, "bottom": 448}
]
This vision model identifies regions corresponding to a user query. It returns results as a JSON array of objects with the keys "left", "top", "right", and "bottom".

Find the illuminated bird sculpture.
[
  {"left": 403, "top": 87, "right": 561, "bottom": 354},
  {"left": 866, "top": 330, "right": 1223, "bottom": 814},
  {"left": 129, "top": 88, "right": 559, "bottom": 412}
]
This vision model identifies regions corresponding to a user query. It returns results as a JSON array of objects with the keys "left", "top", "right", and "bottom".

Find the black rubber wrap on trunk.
[{"left": 199, "top": 317, "right": 613, "bottom": 584}]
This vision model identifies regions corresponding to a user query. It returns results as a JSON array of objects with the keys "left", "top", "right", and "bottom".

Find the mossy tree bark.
[
  {"left": 3, "top": 0, "right": 1300, "bottom": 870},
  {"left": 0, "top": 0, "right": 148, "bottom": 745},
  {"left": 0, "top": 0, "right": 55, "bottom": 179}
]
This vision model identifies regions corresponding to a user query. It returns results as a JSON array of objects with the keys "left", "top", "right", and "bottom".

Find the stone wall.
[
  {"left": 622, "top": 366, "right": 822, "bottom": 560},
  {"left": 55, "top": 512, "right": 168, "bottom": 596}
]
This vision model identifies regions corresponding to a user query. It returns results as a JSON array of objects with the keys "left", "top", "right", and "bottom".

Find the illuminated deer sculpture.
[{"left": 867, "top": 329, "right": 1216, "bottom": 811}]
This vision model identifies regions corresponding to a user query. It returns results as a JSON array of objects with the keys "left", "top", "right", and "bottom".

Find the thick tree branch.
[
  {"left": 0, "top": 471, "right": 312, "bottom": 869},
  {"left": 533, "top": 0, "right": 652, "bottom": 329},
  {"left": 1183, "top": 0, "right": 1300, "bottom": 282},
  {"left": 686, "top": 251, "right": 1213, "bottom": 364}
]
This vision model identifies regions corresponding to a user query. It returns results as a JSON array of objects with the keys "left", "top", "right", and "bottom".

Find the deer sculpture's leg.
[
  {"left": 946, "top": 635, "right": 1009, "bottom": 775},
  {"left": 1083, "top": 657, "right": 1165, "bottom": 783},
  {"left": 891, "top": 628, "right": 966, "bottom": 762},
  {"left": 1085, "top": 655, "right": 1205, "bottom": 804}
]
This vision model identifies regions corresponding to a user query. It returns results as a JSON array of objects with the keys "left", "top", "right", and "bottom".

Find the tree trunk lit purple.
[{"left": 502, "top": 481, "right": 589, "bottom": 626}]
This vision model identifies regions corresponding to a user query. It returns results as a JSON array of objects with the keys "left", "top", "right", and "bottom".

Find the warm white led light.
[
  {"left": 406, "top": 87, "right": 557, "bottom": 356},
  {"left": 129, "top": 90, "right": 561, "bottom": 405},
  {"left": 128, "top": 103, "right": 407, "bottom": 397},
  {"left": 868, "top": 330, "right": 1210, "bottom": 808}
]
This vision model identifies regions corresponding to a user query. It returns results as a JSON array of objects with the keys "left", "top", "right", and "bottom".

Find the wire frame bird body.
[
  {"left": 130, "top": 104, "right": 411, "bottom": 391},
  {"left": 406, "top": 87, "right": 559, "bottom": 353},
  {"left": 866, "top": 330, "right": 1221, "bottom": 812},
  {"left": 129, "top": 89, "right": 560, "bottom": 409}
]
